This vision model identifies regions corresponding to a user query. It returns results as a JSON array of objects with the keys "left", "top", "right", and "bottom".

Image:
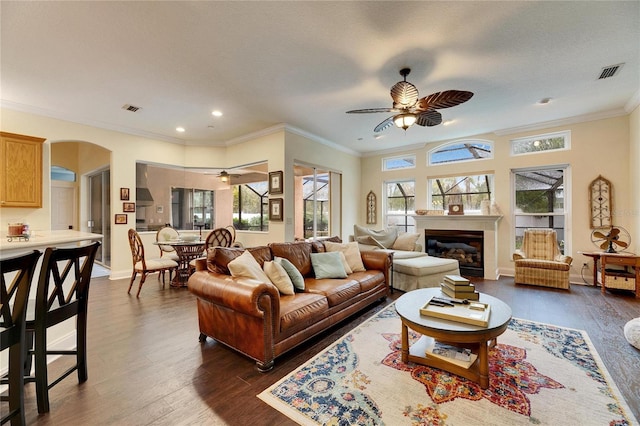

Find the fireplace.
[{"left": 425, "top": 229, "right": 484, "bottom": 277}]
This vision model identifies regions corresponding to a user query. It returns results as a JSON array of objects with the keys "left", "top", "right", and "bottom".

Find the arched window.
[{"left": 428, "top": 140, "right": 493, "bottom": 165}]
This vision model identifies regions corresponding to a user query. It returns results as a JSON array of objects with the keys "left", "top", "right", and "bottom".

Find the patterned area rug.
[{"left": 258, "top": 304, "right": 637, "bottom": 425}]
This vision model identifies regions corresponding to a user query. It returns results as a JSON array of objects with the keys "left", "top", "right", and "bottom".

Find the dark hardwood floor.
[{"left": 9, "top": 274, "right": 640, "bottom": 425}]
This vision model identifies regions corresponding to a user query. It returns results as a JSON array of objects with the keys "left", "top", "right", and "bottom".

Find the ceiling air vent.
[
  {"left": 122, "top": 104, "right": 141, "bottom": 112},
  {"left": 598, "top": 63, "right": 624, "bottom": 80}
]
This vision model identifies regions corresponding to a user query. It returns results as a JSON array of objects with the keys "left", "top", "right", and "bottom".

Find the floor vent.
[
  {"left": 122, "top": 104, "right": 141, "bottom": 112},
  {"left": 598, "top": 63, "right": 624, "bottom": 80}
]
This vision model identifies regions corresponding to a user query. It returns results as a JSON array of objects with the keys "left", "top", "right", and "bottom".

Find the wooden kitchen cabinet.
[{"left": 1, "top": 131, "right": 46, "bottom": 208}]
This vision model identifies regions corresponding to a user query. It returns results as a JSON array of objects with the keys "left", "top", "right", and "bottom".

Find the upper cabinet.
[{"left": 1, "top": 131, "right": 46, "bottom": 208}]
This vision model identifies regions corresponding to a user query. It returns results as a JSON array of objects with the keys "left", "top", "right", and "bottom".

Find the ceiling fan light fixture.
[
  {"left": 393, "top": 113, "right": 417, "bottom": 130},
  {"left": 219, "top": 170, "right": 229, "bottom": 183}
]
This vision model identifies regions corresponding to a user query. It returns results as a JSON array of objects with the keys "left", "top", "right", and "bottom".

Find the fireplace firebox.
[{"left": 425, "top": 229, "right": 484, "bottom": 277}]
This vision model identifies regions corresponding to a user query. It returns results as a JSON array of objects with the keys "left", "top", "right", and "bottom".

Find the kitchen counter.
[{"left": 0, "top": 230, "right": 103, "bottom": 258}]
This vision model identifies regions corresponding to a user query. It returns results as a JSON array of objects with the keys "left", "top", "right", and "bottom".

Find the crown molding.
[
  {"left": 493, "top": 108, "right": 628, "bottom": 136},
  {"left": 0, "top": 99, "right": 186, "bottom": 144},
  {"left": 625, "top": 90, "right": 640, "bottom": 113}
]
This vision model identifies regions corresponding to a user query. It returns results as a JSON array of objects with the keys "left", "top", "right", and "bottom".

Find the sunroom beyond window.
[
  {"left": 429, "top": 175, "right": 492, "bottom": 213},
  {"left": 429, "top": 140, "right": 492, "bottom": 165}
]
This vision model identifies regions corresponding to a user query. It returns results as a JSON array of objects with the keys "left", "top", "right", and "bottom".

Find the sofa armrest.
[
  {"left": 188, "top": 271, "right": 280, "bottom": 319},
  {"left": 360, "top": 250, "right": 393, "bottom": 286}
]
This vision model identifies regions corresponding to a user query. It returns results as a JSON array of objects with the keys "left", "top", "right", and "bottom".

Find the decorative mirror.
[
  {"left": 589, "top": 175, "right": 612, "bottom": 229},
  {"left": 366, "top": 191, "right": 376, "bottom": 224}
]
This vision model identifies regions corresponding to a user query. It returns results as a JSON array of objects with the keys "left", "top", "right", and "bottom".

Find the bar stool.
[
  {"left": 1, "top": 250, "right": 41, "bottom": 426},
  {"left": 24, "top": 242, "right": 100, "bottom": 413}
]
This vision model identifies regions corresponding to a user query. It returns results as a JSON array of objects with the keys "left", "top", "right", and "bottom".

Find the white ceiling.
[{"left": 1, "top": 1, "right": 638, "bottom": 155}]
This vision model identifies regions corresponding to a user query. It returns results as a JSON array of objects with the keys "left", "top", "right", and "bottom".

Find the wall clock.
[
  {"left": 366, "top": 191, "right": 376, "bottom": 224},
  {"left": 589, "top": 175, "right": 612, "bottom": 229},
  {"left": 448, "top": 204, "right": 464, "bottom": 215}
]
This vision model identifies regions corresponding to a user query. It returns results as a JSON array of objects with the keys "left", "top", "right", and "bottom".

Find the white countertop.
[{"left": 0, "top": 230, "right": 103, "bottom": 257}]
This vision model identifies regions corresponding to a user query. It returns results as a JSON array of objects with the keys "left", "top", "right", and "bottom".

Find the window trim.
[
  {"left": 427, "top": 139, "right": 493, "bottom": 166},
  {"left": 382, "top": 154, "right": 416, "bottom": 171},
  {"left": 510, "top": 130, "right": 571, "bottom": 156},
  {"left": 384, "top": 179, "right": 416, "bottom": 233},
  {"left": 511, "top": 164, "right": 571, "bottom": 255},
  {"left": 427, "top": 174, "right": 494, "bottom": 214}
]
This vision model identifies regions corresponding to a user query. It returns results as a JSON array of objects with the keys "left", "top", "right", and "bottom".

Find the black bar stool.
[
  {"left": 1, "top": 250, "right": 41, "bottom": 426},
  {"left": 24, "top": 242, "right": 100, "bottom": 413}
]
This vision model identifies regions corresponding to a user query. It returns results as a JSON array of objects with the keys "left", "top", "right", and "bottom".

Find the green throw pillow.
[
  {"left": 310, "top": 252, "right": 348, "bottom": 279},
  {"left": 275, "top": 256, "right": 305, "bottom": 291}
]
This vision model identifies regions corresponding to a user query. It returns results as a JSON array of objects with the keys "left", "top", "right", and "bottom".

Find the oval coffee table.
[{"left": 395, "top": 287, "right": 512, "bottom": 389}]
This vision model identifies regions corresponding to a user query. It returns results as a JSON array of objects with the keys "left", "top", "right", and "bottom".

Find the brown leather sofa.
[{"left": 188, "top": 240, "right": 392, "bottom": 371}]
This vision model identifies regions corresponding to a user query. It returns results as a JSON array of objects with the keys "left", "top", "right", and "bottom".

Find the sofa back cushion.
[
  {"left": 208, "top": 245, "right": 272, "bottom": 275},
  {"left": 353, "top": 225, "right": 397, "bottom": 249},
  {"left": 269, "top": 241, "right": 313, "bottom": 277}
]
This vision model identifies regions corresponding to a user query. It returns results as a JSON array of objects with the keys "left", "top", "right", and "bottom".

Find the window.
[
  {"left": 385, "top": 180, "right": 415, "bottom": 232},
  {"left": 511, "top": 131, "right": 570, "bottom": 156},
  {"left": 51, "top": 165, "right": 76, "bottom": 182},
  {"left": 294, "top": 164, "right": 341, "bottom": 240},
  {"left": 233, "top": 181, "right": 269, "bottom": 231},
  {"left": 512, "top": 166, "right": 569, "bottom": 254},
  {"left": 171, "top": 188, "right": 214, "bottom": 230},
  {"left": 429, "top": 140, "right": 492, "bottom": 165},
  {"left": 429, "top": 175, "right": 493, "bottom": 213},
  {"left": 383, "top": 154, "right": 416, "bottom": 171}
]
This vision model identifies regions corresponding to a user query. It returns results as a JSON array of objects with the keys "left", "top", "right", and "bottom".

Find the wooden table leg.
[
  {"left": 478, "top": 339, "right": 489, "bottom": 389},
  {"left": 401, "top": 322, "right": 409, "bottom": 363}
]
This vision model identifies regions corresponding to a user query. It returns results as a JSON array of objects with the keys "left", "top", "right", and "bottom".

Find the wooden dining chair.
[
  {"left": 155, "top": 225, "right": 180, "bottom": 261},
  {"left": 0, "top": 250, "right": 41, "bottom": 426},
  {"left": 188, "top": 227, "right": 233, "bottom": 273},
  {"left": 128, "top": 229, "right": 178, "bottom": 297},
  {"left": 22, "top": 242, "right": 100, "bottom": 414}
]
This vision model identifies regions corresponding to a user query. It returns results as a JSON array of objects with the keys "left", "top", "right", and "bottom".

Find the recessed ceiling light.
[
  {"left": 538, "top": 97, "right": 552, "bottom": 105},
  {"left": 176, "top": 127, "right": 185, "bottom": 133},
  {"left": 212, "top": 110, "right": 223, "bottom": 117},
  {"left": 443, "top": 120, "right": 454, "bottom": 126}
]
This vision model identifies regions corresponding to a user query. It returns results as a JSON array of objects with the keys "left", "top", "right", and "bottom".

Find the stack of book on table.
[
  {"left": 425, "top": 340, "right": 478, "bottom": 369},
  {"left": 440, "top": 274, "right": 479, "bottom": 300}
]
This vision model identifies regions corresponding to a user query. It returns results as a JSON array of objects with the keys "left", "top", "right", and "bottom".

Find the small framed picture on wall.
[
  {"left": 269, "top": 171, "right": 283, "bottom": 194},
  {"left": 269, "top": 198, "right": 283, "bottom": 221},
  {"left": 115, "top": 214, "right": 128, "bottom": 224},
  {"left": 123, "top": 202, "right": 135, "bottom": 212},
  {"left": 120, "top": 187, "right": 130, "bottom": 201}
]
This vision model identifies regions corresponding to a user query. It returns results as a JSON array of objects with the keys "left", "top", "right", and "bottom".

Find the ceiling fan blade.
[
  {"left": 390, "top": 81, "right": 419, "bottom": 108},
  {"left": 346, "top": 107, "right": 401, "bottom": 114},
  {"left": 374, "top": 116, "right": 395, "bottom": 133},
  {"left": 415, "top": 110, "right": 442, "bottom": 127},
  {"left": 417, "top": 90, "right": 474, "bottom": 110},
  {"left": 593, "top": 231, "right": 607, "bottom": 239}
]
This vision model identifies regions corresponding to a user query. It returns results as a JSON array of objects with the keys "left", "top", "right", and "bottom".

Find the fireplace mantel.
[{"left": 412, "top": 215, "right": 502, "bottom": 280}]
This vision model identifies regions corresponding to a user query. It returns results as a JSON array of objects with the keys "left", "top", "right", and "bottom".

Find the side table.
[{"left": 579, "top": 251, "right": 639, "bottom": 298}]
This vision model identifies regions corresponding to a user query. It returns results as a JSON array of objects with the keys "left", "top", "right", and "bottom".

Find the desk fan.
[{"left": 591, "top": 226, "right": 631, "bottom": 253}]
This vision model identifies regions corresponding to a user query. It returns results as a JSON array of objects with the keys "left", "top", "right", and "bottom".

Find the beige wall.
[
  {"left": 630, "top": 105, "right": 640, "bottom": 244},
  {"left": 2, "top": 106, "right": 636, "bottom": 283},
  {"left": 360, "top": 114, "right": 637, "bottom": 281}
]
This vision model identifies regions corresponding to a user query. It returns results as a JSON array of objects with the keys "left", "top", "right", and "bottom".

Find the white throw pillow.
[
  {"left": 263, "top": 261, "right": 295, "bottom": 295},
  {"left": 353, "top": 225, "right": 397, "bottom": 249},
  {"left": 392, "top": 233, "right": 420, "bottom": 251},
  {"left": 228, "top": 250, "right": 271, "bottom": 284},
  {"left": 323, "top": 241, "right": 366, "bottom": 272}
]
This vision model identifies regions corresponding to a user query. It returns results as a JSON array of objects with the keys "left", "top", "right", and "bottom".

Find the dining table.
[{"left": 154, "top": 239, "right": 206, "bottom": 287}]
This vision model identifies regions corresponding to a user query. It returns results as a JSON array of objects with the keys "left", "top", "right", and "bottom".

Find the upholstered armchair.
[{"left": 513, "top": 228, "right": 573, "bottom": 290}]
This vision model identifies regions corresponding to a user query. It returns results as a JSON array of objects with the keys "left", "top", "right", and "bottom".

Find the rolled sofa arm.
[
  {"left": 188, "top": 271, "right": 280, "bottom": 319},
  {"left": 360, "top": 250, "right": 393, "bottom": 286}
]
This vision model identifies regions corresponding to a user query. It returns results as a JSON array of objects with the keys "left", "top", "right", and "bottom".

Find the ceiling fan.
[
  {"left": 217, "top": 170, "right": 240, "bottom": 183},
  {"left": 346, "top": 68, "right": 474, "bottom": 132}
]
